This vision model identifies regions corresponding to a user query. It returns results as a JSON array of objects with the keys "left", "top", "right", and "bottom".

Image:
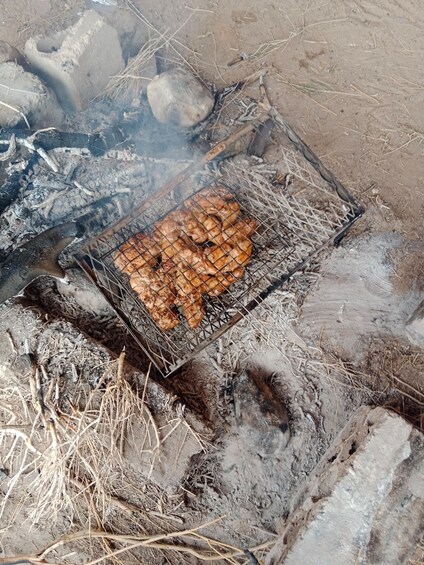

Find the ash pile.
[{"left": 0, "top": 5, "right": 422, "bottom": 565}]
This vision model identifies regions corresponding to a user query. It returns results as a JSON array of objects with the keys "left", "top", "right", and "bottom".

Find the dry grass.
[
  {"left": 0, "top": 355, "right": 132, "bottom": 529},
  {"left": 390, "top": 245, "right": 424, "bottom": 294},
  {"left": 0, "top": 352, "right": 179, "bottom": 529},
  {"left": 105, "top": 0, "right": 204, "bottom": 100},
  {"left": 105, "top": 33, "right": 164, "bottom": 100},
  {"left": 361, "top": 337, "right": 424, "bottom": 430},
  {"left": 409, "top": 542, "right": 424, "bottom": 565},
  {"left": 229, "top": 17, "right": 347, "bottom": 66},
  {"left": 0, "top": 352, "right": 268, "bottom": 564}
]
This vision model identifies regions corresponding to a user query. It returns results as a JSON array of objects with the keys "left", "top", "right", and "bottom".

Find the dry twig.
[{"left": 0, "top": 517, "right": 274, "bottom": 564}]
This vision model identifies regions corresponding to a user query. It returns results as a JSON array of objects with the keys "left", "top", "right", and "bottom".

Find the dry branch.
[
  {"left": 0, "top": 517, "right": 274, "bottom": 564},
  {"left": 0, "top": 352, "right": 222, "bottom": 564}
]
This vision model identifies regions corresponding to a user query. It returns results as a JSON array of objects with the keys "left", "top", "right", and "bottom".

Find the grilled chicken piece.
[
  {"left": 129, "top": 267, "right": 179, "bottom": 331},
  {"left": 208, "top": 217, "right": 258, "bottom": 245},
  {"left": 185, "top": 186, "right": 240, "bottom": 228},
  {"left": 113, "top": 233, "right": 160, "bottom": 275},
  {"left": 205, "top": 237, "right": 253, "bottom": 273},
  {"left": 153, "top": 212, "right": 182, "bottom": 239},
  {"left": 200, "top": 268, "right": 245, "bottom": 296},
  {"left": 174, "top": 262, "right": 205, "bottom": 329},
  {"left": 184, "top": 210, "right": 222, "bottom": 244},
  {"left": 154, "top": 227, "right": 218, "bottom": 275},
  {"left": 179, "top": 294, "right": 205, "bottom": 330},
  {"left": 155, "top": 207, "right": 224, "bottom": 245}
]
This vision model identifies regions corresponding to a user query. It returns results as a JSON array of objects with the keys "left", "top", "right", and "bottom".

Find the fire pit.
[{"left": 76, "top": 112, "right": 362, "bottom": 376}]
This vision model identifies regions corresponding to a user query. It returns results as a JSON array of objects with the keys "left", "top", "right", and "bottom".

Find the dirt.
[
  {"left": 364, "top": 340, "right": 424, "bottom": 429},
  {"left": 392, "top": 243, "right": 424, "bottom": 294},
  {"left": 0, "top": 0, "right": 423, "bottom": 563}
]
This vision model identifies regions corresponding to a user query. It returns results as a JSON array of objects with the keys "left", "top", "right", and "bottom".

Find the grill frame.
[{"left": 76, "top": 115, "right": 363, "bottom": 376}]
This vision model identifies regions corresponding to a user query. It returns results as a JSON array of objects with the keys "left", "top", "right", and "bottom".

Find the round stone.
[{"left": 147, "top": 68, "right": 214, "bottom": 128}]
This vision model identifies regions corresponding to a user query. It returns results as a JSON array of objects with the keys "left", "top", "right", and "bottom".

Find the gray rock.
[
  {"left": 88, "top": 2, "right": 148, "bottom": 60},
  {"left": 0, "top": 62, "right": 63, "bottom": 128},
  {"left": 147, "top": 68, "right": 214, "bottom": 128},
  {"left": 266, "top": 406, "right": 424, "bottom": 565},
  {"left": 25, "top": 10, "right": 124, "bottom": 112}
]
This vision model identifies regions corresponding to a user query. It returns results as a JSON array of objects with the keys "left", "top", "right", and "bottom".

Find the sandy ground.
[
  {"left": 0, "top": 0, "right": 423, "bottom": 563},
  {"left": 137, "top": 0, "right": 424, "bottom": 240}
]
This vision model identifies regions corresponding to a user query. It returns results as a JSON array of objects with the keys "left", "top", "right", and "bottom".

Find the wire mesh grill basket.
[{"left": 77, "top": 116, "right": 362, "bottom": 376}]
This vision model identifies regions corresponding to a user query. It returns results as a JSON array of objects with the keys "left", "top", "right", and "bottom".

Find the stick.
[
  {"left": 0, "top": 100, "right": 30, "bottom": 129},
  {"left": 0, "top": 133, "right": 16, "bottom": 161}
]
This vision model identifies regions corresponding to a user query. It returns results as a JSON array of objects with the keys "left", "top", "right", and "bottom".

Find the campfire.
[
  {"left": 3, "top": 5, "right": 422, "bottom": 565},
  {"left": 78, "top": 127, "right": 361, "bottom": 375},
  {"left": 0, "top": 47, "right": 362, "bottom": 378}
]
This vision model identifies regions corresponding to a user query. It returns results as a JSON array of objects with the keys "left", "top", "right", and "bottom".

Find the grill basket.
[{"left": 77, "top": 115, "right": 362, "bottom": 376}]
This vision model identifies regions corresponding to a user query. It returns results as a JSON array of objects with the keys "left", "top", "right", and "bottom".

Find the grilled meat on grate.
[{"left": 113, "top": 186, "right": 257, "bottom": 330}]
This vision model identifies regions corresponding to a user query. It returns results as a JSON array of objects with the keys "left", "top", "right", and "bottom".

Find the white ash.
[
  {"left": 297, "top": 232, "right": 421, "bottom": 361},
  {"left": 25, "top": 273, "right": 150, "bottom": 370},
  {"left": 0, "top": 152, "right": 193, "bottom": 256},
  {"left": 180, "top": 275, "right": 371, "bottom": 547}
]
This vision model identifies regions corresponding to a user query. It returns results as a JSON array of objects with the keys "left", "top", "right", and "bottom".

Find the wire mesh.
[{"left": 78, "top": 122, "right": 362, "bottom": 376}]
